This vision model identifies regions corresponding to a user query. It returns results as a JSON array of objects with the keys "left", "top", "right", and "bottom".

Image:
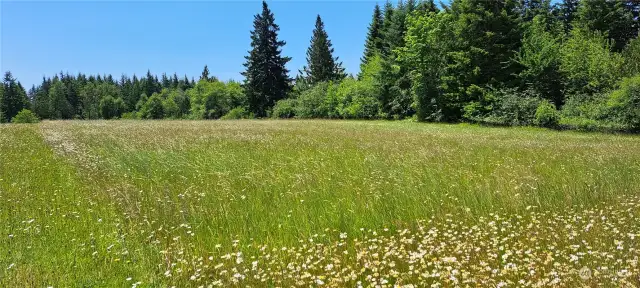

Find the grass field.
[{"left": 2, "top": 120, "right": 640, "bottom": 287}]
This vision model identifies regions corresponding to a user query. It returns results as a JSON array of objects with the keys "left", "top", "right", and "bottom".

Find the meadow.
[{"left": 1, "top": 120, "right": 640, "bottom": 287}]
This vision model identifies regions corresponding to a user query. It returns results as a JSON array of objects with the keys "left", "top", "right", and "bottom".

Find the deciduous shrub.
[
  {"left": 295, "top": 82, "right": 330, "bottom": 118},
  {"left": 11, "top": 109, "right": 39, "bottom": 123},
  {"left": 336, "top": 78, "right": 380, "bottom": 119},
  {"left": 139, "top": 94, "right": 165, "bottom": 119},
  {"left": 99, "top": 96, "right": 126, "bottom": 119},
  {"left": 221, "top": 107, "right": 253, "bottom": 120},
  {"left": 607, "top": 75, "right": 640, "bottom": 131},
  {"left": 534, "top": 100, "right": 560, "bottom": 128},
  {"left": 464, "top": 88, "right": 542, "bottom": 126},
  {"left": 272, "top": 99, "right": 297, "bottom": 119}
]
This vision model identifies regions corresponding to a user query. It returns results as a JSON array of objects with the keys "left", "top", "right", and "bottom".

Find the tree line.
[{"left": 2, "top": 0, "right": 640, "bottom": 131}]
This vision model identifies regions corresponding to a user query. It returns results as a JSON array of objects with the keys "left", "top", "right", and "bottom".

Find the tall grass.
[{"left": 2, "top": 120, "right": 640, "bottom": 286}]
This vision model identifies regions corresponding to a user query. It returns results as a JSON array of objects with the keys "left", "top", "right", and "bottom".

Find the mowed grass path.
[{"left": 2, "top": 120, "right": 640, "bottom": 286}]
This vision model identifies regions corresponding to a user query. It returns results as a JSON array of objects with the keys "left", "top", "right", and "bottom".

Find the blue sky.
[{"left": 1, "top": 1, "right": 381, "bottom": 88}]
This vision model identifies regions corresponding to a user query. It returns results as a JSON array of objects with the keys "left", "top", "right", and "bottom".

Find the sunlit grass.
[{"left": 2, "top": 120, "right": 640, "bottom": 286}]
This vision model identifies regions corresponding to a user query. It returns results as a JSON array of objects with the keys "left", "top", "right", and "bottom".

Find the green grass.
[{"left": 2, "top": 120, "right": 640, "bottom": 286}]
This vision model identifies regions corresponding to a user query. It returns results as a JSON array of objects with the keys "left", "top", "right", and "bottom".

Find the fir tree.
[
  {"left": 381, "top": 1, "right": 395, "bottom": 57},
  {"left": 144, "top": 70, "right": 158, "bottom": 97},
  {"left": 242, "top": 1, "right": 292, "bottom": 117},
  {"left": 172, "top": 73, "right": 180, "bottom": 89},
  {"left": 301, "top": 15, "right": 346, "bottom": 84},
  {"left": 1, "top": 71, "right": 30, "bottom": 122},
  {"left": 360, "top": 4, "right": 385, "bottom": 72},
  {"left": 557, "top": 0, "right": 579, "bottom": 32},
  {"left": 200, "top": 65, "right": 210, "bottom": 81},
  {"left": 48, "top": 79, "right": 74, "bottom": 119},
  {"left": 161, "top": 73, "right": 171, "bottom": 88},
  {"left": 577, "top": 0, "right": 636, "bottom": 52}
]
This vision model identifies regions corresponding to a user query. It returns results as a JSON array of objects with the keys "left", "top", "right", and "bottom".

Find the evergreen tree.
[
  {"left": 518, "top": 0, "right": 554, "bottom": 24},
  {"left": 180, "top": 75, "right": 191, "bottom": 91},
  {"left": 360, "top": 4, "right": 385, "bottom": 72},
  {"left": 384, "top": 1, "right": 408, "bottom": 55},
  {"left": 48, "top": 79, "right": 74, "bottom": 119},
  {"left": 577, "top": 0, "right": 636, "bottom": 52},
  {"left": 0, "top": 85, "right": 4, "bottom": 123},
  {"left": 172, "top": 73, "right": 180, "bottom": 89},
  {"left": 381, "top": 1, "right": 395, "bottom": 57},
  {"left": 242, "top": 1, "right": 292, "bottom": 117},
  {"left": 301, "top": 15, "right": 346, "bottom": 84},
  {"left": 1, "top": 71, "right": 30, "bottom": 122},
  {"left": 556, "top": 0, "right": 579, "bottom": 32},
  {"left": 144, "top": 70, "right": 159, "bottom": 97},
  {"left": 416, "top": 0, "right": 438, "bottom": 13},
  {"left": 161, "top": 73, "right": 171, "bottom": 88},
  {"left": 200, "top": 65, "right": 210, "bottom": 81}
]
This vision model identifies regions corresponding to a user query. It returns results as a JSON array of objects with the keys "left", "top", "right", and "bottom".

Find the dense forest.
[{"left": 2, "top": 0, "right": 640, "bottom": 131}]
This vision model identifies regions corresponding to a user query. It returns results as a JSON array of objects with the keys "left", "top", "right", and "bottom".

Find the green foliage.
[
  {"left": 576, "top": 0, "right": 636, "bottom": 52},
  {"left": 360, "top": 4, "right": 384, "bottom": 73},
  {"left": 120, "top": 112, "right": 138, "bottom": 119},
  {"left": 516, "top": 15, "right": 565, "bottom": 106},
  {"left": 560, "top": 25, "right": 624, "bottom": 95},
  {"left": 1, "top": 71, "right": 30, "bottom": 122},
  {"left": 557, "top": 0, "right": 579, "bottom": 32},
  {"left": 622, "top": 36, "right": 640, "bottom": 77},
  {"left": 0, "top": 85, "right": 4, "bottom": 123},
  {"left": 465, "top": 88, "right": 542, "bottom": 126},
  {"left": 242, "top": 1, "right": 292, "bottom": 117},
  {"left": 295, "top": 82, "right": 331, "bottom": 118},
  {"left": 336, "top": 78, "right": 380, "bottom": 119},
  {"left": 161, "top": 89, "right": 189, "bottom": 119},
  {"left": 301, "top": 15, "right": 346, "bottom": 84},
  {"left": 80, "top": 82, "right": 121, "bottom": 119},
  {"left": 272, "top": 99, "right": 298, "bottom": 119},
  {"left": 99, "top": 96, "right": 126, "bottom": 119},
  {"left": 607, "top": 75, "right": 640, "bottom": 131},
  {"left": 48, "top": 80, "right": 74, "bottom": 119},
  {"left": 200, "top": 65, "right": 210, "bottom": 81},
  {"left": 188, "top": 80, "right": 245, "bottom": 119},
  {"left": 401, "top": 11, "right": 453, "bottom": 121},
  {"left": 11, "top": 109, "right": 39, "bottom": 123},
  {"left": 139, "top": 93, "right": 165, "bottom": 119},
  {"left": 534, "top": 100, "right": 560, "bottom": 127},
  {"left": 220, "top": 107, "right": 253, "bottom": 120}
]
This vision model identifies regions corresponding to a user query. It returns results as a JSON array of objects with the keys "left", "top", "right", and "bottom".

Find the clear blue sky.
[{"left": 1, "top": 1, "right": 382, "bottom": 88}]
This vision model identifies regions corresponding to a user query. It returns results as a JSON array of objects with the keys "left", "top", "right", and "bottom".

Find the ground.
[{"left": 1, "top": 120, "right": 639, "bottom": 287}]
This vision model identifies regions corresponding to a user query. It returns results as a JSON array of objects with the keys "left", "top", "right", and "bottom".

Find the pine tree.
[
  {"left": 360, "top": 4, "right": 385, "bottom": 72},
  {"left": 242, "top": 1, "right": 292, "bottom": 117},
  {"left": 302, "top": 15, "right": 346, "bottom": 84},
  {"left": 200, "top": 65, "right": 210, "bottom": 81}
]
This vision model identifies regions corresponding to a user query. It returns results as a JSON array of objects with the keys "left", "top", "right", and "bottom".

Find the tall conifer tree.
[
  {"left": 360, "top": 4, "right": 385, "bottom": 72},
  {"left": 242, "top": 1, "right": 292, "bottom": 117},
  {"left": 302, "top": 15, "right": 346, "bottom": 84}
]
